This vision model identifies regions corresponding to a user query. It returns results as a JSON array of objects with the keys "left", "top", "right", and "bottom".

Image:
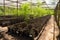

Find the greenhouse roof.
[{"left": 0, "top": 0, "right": 59, "bottom": 9}]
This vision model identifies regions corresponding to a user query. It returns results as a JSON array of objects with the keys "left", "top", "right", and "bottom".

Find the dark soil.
[
  {"left": 0, "top": 15, "right": 51, "bottom": 40},
  {"left": 0, "top": 15, "right": 25, "bottom": 26}
]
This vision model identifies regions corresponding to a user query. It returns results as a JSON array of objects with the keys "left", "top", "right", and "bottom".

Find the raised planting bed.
[
  {"left": 0, "top": 15, "right": 25, "bottom": 26},
  {"left": 0, "top": 15, "right": 51, "bottom": 40},
  {"left": 7, "top": 15, "right": 51, "bottom": 38}
]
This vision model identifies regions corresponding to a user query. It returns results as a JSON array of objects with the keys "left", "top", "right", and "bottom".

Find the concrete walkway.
[{"left": 37, "top": 15, "right": 59, "bottom": 40}]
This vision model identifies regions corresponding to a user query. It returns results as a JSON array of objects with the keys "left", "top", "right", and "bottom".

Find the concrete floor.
[{"left": 37, "top": 15, "right": 59, "bottom": 40}]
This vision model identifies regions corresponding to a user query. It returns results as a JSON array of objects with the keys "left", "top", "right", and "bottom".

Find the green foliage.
[
  {"left": 0, "top": 2, "right": 54, "bottom": 18},
  {"left": 0, "top": 6, "right": 4, "bottom": 15}
]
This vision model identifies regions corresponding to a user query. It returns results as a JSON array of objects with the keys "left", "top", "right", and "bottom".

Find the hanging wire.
[
  {"left": 7, "top": 5, "right": 9, "bottom": 15},
  {"left": 17, "top": 0, "right": 18, "bottom": 16},
  {"left": 3, "top": 0, "right": 5, "bottom": 15}
]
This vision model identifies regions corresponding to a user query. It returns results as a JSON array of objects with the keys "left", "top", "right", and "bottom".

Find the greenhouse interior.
[{"left": 0, "top": 0, "right": 60, "bottom": 40}]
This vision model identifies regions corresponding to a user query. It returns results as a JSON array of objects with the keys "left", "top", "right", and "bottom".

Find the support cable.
[
  {"left": 3, "top": 0, "right": 5, "bottom": 15},
  {"left": 17, "top": 0, "right": 18, "bottom": 16}
]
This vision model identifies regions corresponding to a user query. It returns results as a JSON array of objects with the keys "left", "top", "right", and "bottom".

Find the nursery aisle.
[{"left": 36, "top": 15, "right": 59, "bottom": 40}]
